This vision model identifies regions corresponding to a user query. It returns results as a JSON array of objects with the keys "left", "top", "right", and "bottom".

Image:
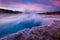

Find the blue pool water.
[{"left": 0, "top": 14, "right": 48, "bottom": 36}]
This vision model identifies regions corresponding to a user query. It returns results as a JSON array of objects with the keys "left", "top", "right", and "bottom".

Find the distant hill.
[{"left": 0, "top": 9, "right": 23, "bottom": 14}]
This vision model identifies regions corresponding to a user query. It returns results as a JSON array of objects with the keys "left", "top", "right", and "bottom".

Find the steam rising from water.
[{"left": 0, "top": 14, "right": 52, "bottom": 36}]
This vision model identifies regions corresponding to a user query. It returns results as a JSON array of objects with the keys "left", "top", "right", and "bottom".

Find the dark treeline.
[
  {"left": 38, "top": 11, "right": 60, "bottom": 15},
  {"left": 0, "top": 9, "right": 23, "bottom": 14},
  {"left": 0, "top": 8, "right": 60, "bottom": 14}
]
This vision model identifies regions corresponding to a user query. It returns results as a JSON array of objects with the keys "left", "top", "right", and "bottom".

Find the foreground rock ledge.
[{"left": 0, "top": 20, "right": 60, "bottom": 40}]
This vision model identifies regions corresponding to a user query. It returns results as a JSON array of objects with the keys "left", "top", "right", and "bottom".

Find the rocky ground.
[{"left": 0, "top": 20, "right": 60, "bottom": 40}]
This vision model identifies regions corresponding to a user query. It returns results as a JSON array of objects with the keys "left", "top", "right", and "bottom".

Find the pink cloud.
[
  {"left": 9, "top": 3, "right": 52, "bottom": 10},
  {"left": 49, "top": 0, "right": 60, "bottom": 7},
  {"left": 32, "top": 4, "right": 52, "bottom": 9},
  {"left": 0, "top": 4, "right": 7, "bottom": 7},
  {"left": 0, "top": 3, "right": 52, "bottom": 11},
  {"left": 34, "top": 0, "right": 60, "bottom": 7}
]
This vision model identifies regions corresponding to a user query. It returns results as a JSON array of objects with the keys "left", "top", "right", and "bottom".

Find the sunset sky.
[{"left": 0, "top": 0, "right": 60, "bottom": 12}]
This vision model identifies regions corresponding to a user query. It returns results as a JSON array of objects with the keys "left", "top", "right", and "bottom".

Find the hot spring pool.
[{"left": 0, "top": 14, "right": 50, "bottom": 36}]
